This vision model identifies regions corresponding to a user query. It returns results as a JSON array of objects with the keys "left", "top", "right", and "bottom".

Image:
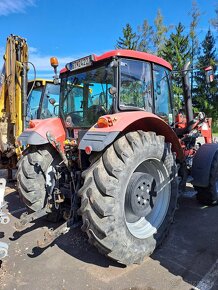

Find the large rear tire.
[
  {"left": 195, "top": 151, "right": 218, "bottom": 205},
  {"left": 78, "top": 131, "right": 178, "bottom": 265},
  {"left": 17, "top": 144, "right": 60, "bottom": 211}
]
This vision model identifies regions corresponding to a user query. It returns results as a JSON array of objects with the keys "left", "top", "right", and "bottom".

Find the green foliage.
[
  {"left": 189, "top": 1, "right": 201, "bottom": 94},
  {"left": 137, "top": 20, "right": 154, "bottom": 53},
  {"left": 115, "top": 5, "right": 218, "bottom": 123},
  {"left": 192, "top": 29, "right": 218, "bottom": 121},
  {"left": 116, "top": 23, "right": 138, "bottom": 50},
  {"left": 212, "top": 122, "right": 218, "bottom": 134},
  {"left": 137, "top": 9, "right": 171, "bottom": 55},
  {"left": 160, "top": 22, "right": 191, "bottom": 110},
  {"left": 153, "top": 9, "right": 170, "bottom": 56},
  {"left": 160, "top": 23, "right": 191, "bottom": 70},
  {"left": 189, "top": 1, "right": 201, "bottom": 50}
]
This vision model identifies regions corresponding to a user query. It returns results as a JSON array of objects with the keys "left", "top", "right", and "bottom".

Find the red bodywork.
[
  {"left": 60, "top": 49, "right": 172, "bottom": 74},
  {"left": 200, "top": 118, "right": 212, "bottom": 143},
  {"left": 175, "top": 112, "right": 213, "bottom": 144},
  {"left": 26, "top": 118, "right": 66, "bottom": 150},
  {"left": 175, "top": 113, "right": 187, "bottom": 129},
  {"left": 93, "top": 111, "right": 184, "bottom": 161}
]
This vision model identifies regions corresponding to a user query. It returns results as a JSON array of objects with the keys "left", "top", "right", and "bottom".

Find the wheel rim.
[{"left": 124, "top": 158, "right": 171, "bottom": 239}]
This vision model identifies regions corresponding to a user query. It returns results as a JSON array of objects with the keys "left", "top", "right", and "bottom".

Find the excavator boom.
[
  {"left": 0, "top": 35, "right": 59, "bottom": 177},
  {"left": 0, "top": 35, "right": 28, "bottom": 173}
]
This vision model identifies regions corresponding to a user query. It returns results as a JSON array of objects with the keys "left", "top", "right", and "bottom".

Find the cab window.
[
  {"left": 119, "top": 59, "right": 152, "bottom": 111},
  {"left": 153, "top": 65, "right": 172, "bottom": 122}
]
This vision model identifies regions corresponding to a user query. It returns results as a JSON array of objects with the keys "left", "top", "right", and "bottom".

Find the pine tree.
[
  {"left": 160, "top": 23, "right": 191, "bottom": 109},
  {"left": 116, "top": 23, "right": 138, "bottom": 50},
  {"left": 189, "top": 1, "right": 201, "bottom": 97},
  {"left": 192, "top": 29, "right": 218, "bottom": 123}
]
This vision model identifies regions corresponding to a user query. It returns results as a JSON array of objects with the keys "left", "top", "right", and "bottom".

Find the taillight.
[
  {"left": 29, "top": 121, "right": 35, "bottom": 128},
  {"left": 97, "top": 116, "right": 113, "bottom": 128},
  {"left": 85, "top": 146, "right": 92, "bottom": 155}
]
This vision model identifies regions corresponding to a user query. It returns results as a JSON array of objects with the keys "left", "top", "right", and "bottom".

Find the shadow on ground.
[
  {"left": 4, "top": 185, "right": 123, "bottom": 269},
  {"left": 3, "top": 176, "right": 218, "bottom": 288},
  {"left": 152, "top": 193, "right": 218, "bottom": 289}
]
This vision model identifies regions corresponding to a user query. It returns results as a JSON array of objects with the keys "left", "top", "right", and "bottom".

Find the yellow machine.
[
  {"left": 0, "top": 35, "right": 59, "bottom": 178},
  {"left": 0, "top": 35, "right": 28, "bottom": 177}
]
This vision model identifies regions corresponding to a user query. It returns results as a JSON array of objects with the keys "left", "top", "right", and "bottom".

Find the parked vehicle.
[{"left": 16, "top": 50, "right": 217, "bottom": 265}]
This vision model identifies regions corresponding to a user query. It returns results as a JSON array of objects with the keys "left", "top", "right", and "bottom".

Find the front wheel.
[
  {"left": 78, "top": 131, "right": 178, "bottom": 265},
  {"left": 17, "top": 144, "right": 61, "bottom": 212}
]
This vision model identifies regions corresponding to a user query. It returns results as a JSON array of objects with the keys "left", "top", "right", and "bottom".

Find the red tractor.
[{"left": 16, "top": 50, "right": 218, "bottom": 265}]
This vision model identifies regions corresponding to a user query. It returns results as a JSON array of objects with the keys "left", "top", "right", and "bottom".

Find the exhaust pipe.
[{"left": 181, "top": 62, "right": 194, "bottom": 131}]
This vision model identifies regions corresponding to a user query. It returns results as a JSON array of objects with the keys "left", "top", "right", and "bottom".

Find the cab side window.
[
  {"left": 120, "top": 59, "right": 152, "bottom": 111},
  {"left": 153, "top": 65, "right": 172, "bottom": 122}
]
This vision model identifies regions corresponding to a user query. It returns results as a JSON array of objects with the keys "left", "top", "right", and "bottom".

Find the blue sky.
[{"left": 0, "top": 0, "right": 217, "bottom": 78}]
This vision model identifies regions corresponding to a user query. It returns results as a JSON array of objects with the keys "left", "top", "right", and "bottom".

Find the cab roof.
[{"left": 60, "top": 49, "right": 172, "bottom": 74}]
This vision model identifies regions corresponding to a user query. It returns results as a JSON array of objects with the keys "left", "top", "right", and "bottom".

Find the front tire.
[
  {"left": 17, "top": 144, "right": 60, "bottom": 211},
  {"left": 78, "top": 131, "right": 178, "bottom": 265}
]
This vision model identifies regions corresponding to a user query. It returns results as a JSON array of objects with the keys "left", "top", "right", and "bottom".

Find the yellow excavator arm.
[
  {"left": 0, "top": 35, "right": 28, "bottom": 173},
  {"left": 0, "top": 35, "right": 60, "bottom": 178}
]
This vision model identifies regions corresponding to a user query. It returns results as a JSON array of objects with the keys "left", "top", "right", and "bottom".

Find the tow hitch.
[
  {"left": 37, "top": 218, "right": 81, "bottom": 248},
  {"left": 14, "top": 207, "right": 48, "bottom": 231}
]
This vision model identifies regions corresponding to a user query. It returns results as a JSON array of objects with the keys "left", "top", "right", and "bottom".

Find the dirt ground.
[{"left": 1, "top": 169, "right": 218, "bottom": 290}]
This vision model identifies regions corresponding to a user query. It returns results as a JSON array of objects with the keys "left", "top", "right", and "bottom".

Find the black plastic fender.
[
  {"left": 192, "top": 143, "right": 218, "bottom": 187},
  {"left": 18, "top": 131, "right": 48, "bottom": 146},
  {"left": 79, "top": 131, "right": 120, "bottom": 151}
]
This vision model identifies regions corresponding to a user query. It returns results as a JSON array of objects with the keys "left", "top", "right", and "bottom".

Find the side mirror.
[
  {"left": 49, "top": 98, "right": 56, "bottom": 106},
  {"left": 48, "top": 98, "right": 59, "bottom": 116},
  {"left": 109, "top": 86, "right": 117, "bottom": 95},
  {"left": 204, "top": 66, "right": 214, "bottom": 83}
]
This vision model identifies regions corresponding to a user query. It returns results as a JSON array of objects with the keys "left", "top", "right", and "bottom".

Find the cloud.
[
  {"left": 28, "top": 50, "right": 106, "bottom": 77},
  {"left": 0, "top": 45, "right": 75, "bottom": 75},
  {"left": 29, "top": 46, "right": 38, "bottom": 54},
  {"left": 0, "top": 45, "right": 106, "bottom": 78},
  {"left": 29, "top": 53, "right": 75, "bottom": 72},
  {"left": 0, "top": 0, "right": 36, "bottom": 16}
]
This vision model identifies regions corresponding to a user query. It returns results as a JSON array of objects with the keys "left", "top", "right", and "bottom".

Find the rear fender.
[
  {"left": 79, "top": 111, "right": 184, "bottom": 161},
  {"left": 18, "top": 118, "right": 66, "bottom": 151},
  {"left": 192, "top": 143, "right": 218, "bottom": 187}
]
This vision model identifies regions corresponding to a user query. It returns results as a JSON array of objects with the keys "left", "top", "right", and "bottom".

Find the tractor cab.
[
  {"left": 58, "top": 50, "right": 174, "bottom": 134},
  {"left": 27, "top": 79, "right": 60, "bottom": 122}
]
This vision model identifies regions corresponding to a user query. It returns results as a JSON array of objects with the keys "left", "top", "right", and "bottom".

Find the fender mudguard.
[
  {"left": 18, "top": 118, "right": 66, "bottom": 150},
  {"left": 192, "top": 143, "right": 218, "bottom": 187},
  {"left": 79, "top": 111, "right": 184, "bottom": 161}
]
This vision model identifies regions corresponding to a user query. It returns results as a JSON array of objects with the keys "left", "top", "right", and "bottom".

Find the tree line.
[{"left": 115, "top": 2, "right": 218, "bottom": 131}]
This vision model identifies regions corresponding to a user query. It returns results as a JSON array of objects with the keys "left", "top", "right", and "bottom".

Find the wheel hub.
[{"left": 125, "top": 172, "right": 157, "bottom": 221}]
